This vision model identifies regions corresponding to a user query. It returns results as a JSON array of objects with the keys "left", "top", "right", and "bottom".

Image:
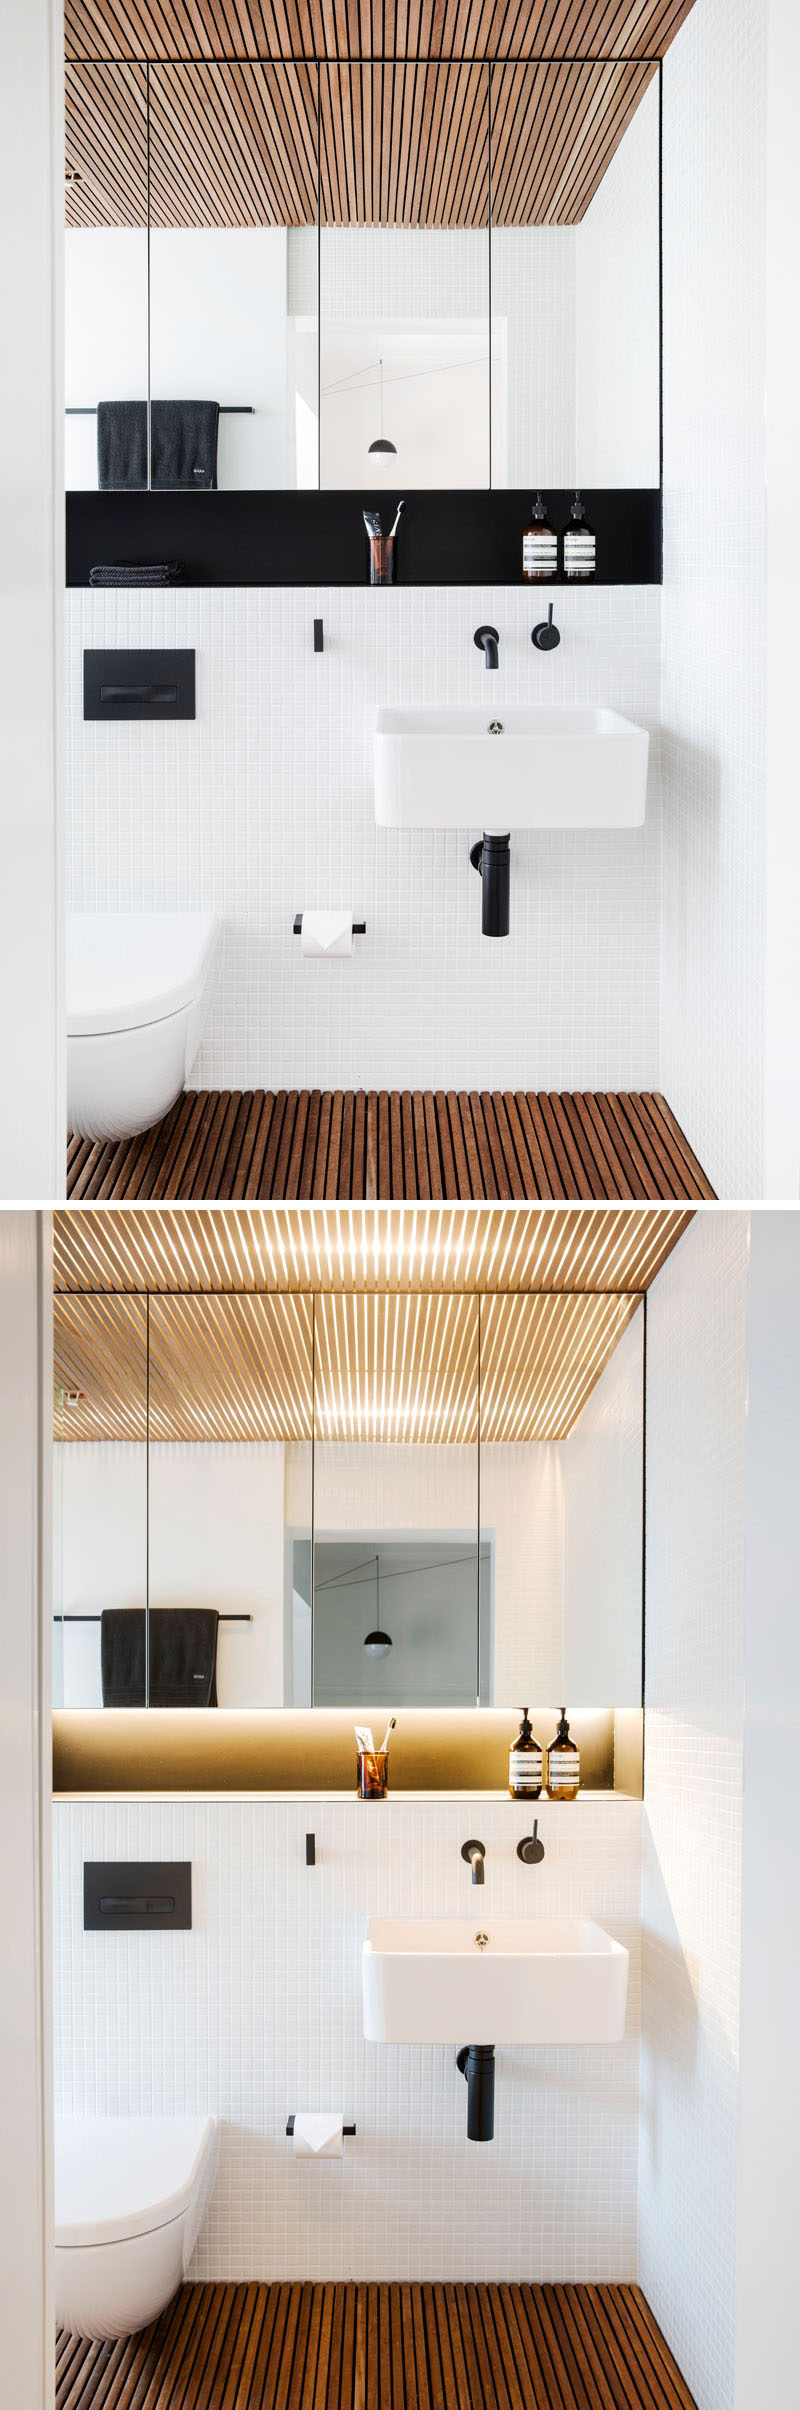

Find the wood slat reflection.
[{"left": 65, "top": 50, "right": 664, "bottom": 230}]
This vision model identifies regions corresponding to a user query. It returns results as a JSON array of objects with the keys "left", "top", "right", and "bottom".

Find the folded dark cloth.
[
  {"left": 89, "top": 563, "right": 183, "bottom": 587},
  {"left": 97, "top": 399, "right": 219, "bottom": 491},
  {"left": 101, "top": 1608, "right": 219, "bottom": 1708}
]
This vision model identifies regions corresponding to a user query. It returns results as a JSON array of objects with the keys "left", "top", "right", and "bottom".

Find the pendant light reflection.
[
  {"left": 363, "top": 1553, "right": 393, "bottom": 1659},
  {"left": 368, "top": 358, "right": 397, "bottom": 457}
]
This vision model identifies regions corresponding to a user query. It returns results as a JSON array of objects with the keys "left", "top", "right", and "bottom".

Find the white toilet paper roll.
[
  {"left": 292, "top": 2111, "right": 344, "bottom": 2158},
  {"left": 300, "top": 911, "right": 354, "bottom": 959}
]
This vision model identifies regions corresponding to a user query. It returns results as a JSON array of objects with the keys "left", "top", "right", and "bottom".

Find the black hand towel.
[
  {"left": 101, "top": 1608, "right": 146, "bottom": 1706},
  {"left": 151, "top": 400, "right": 220, "bottom": 491},
  {"left": 97, "top": 400, "right": 148, "bottom": 491},
  {"left": 96, "top": 400, "right": 219, "bottom": 492},
  {"left": 149, "top": 1609, "right": 219, "bottom": 1707},
  {"left": 100, "top": 1607, "right": 219, "bottom": 1707}
]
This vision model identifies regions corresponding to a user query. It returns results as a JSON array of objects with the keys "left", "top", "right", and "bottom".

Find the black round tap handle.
[
  {"left": 516, "top": 1818, "right": 545, "bottom": 1864},
  {"left": 532, "top": 604, "right": 561, "bottom": 652}
]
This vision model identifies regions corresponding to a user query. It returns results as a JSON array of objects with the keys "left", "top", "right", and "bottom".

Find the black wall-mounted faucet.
[
  {"left": 461, "top": 1838, "right": 486, "bottom": 1885},
  {"left": 532, "top": 604, "right": 560, "bottom": 653},
  {"left": 474, "top": 625, "right": 499, "bottom": 670}
]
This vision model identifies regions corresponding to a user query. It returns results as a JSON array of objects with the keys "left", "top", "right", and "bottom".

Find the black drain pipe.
[
  {"left": 469, "top": 834, "right": 510, "bottom": 937},
  {"left": 456, "top": 2044, "right": 496, "bottom": 2141}
]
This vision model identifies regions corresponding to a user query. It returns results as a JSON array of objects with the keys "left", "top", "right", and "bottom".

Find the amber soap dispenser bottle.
[
  {"left": 522, "top": 494, "right": 557, "bottom": 582},
  {"left": 508, "top": 1707, "right": 543, "bottom": 1799},
  {"left": 546, "top": 1707, "right": 580, "bottom": 1800}
]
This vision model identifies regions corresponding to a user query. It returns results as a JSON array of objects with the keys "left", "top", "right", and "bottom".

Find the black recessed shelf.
[{"left": 67, "top": 488, "right": 662, "bottom": 588}]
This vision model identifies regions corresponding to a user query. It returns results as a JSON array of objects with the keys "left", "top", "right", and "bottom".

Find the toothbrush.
[
  {"left": 388, "top": 500, "right": 405, "bottom": 541},
  {"left": 379, "top": 1714, "right": 396, "bottom": 1754}
]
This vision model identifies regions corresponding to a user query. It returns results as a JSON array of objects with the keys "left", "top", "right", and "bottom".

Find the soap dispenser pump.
[
  {"left": 508, "top": 1707, "right": 543, "bottom": 1800},
  {"left": 546, "top": 1707, "right": 580, "bottom": 1800},
  {"left": 563, "top": 491, "right": 596, "bottom": 580},
  {"left": 522, "top": 494, "right": 557, "bottom": 583}
]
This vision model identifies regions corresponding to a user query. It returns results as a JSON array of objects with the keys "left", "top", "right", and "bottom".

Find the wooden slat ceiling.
[
  {"left": 64, "top": 3, "right": 696, "bottom": 65},
  {"left": 52, "top": 1202, "right": 690, "bottom": 1297},
  {"left": 53, "top": 1283, "right": 640, "bottom": 1443}
]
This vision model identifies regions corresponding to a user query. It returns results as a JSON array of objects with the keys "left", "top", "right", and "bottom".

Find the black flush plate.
[
  {"left": 83, "top": 648, "right": 195, "bottom": 719},
  {"left": 83, "top": 1860, "right": 192, "bottom": 1931}
]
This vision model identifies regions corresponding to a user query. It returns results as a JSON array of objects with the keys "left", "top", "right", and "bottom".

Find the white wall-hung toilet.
[
  {"left": 55, "top": 2114, "right": 219, "bottom": 2341},
  {"left": 55, "top": 2111, "right": 219, "bottom": 2332},
  {"left": 67, "top": 912, "right": 222, "bottom": 1142}
]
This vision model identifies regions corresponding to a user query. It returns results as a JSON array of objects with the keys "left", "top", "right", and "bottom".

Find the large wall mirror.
[
  {"left": 65, "top": 56, "right": 660, "bottom": 493},
  {"left": 53, "top": 1287, "right": 643, "bottom": 1713}
]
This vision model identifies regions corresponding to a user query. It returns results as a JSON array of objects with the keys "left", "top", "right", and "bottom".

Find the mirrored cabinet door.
[
  {"left": 64, "top": 64, "right": 148, "bottom": 491},
  {"left": 310, "top": 1291, "right": 483, "bottom": 1706},
  {"left": 148, "top": 64, "right": 320, "bottom": 491},
  {"left": 53, "top": 1293, "right": 148, "bottom": 1706},
  {"left": 489, "top": 62, "right": 660, "bottom": 490},
  {"left": 147, "top": 1292, "right": 313, "bottom": 1706},
  {"left": 52, "top": 1282, "right": 643, "bottom": 1721},
  {"left": 319, "top": 64, "right": 490, "bottom": 491},
  {"left": 479, "top": 1291, "right": 644, "bottom": 1708}
]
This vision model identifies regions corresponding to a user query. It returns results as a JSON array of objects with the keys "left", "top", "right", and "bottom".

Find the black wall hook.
[{"left": 313, "top": 617, "right": 324, "bottom": 653}]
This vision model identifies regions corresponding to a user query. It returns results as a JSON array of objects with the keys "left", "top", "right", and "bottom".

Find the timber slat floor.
[
  {"left": 56, "top": 2281, "right": 697, "bottom": 2410},
  {"left": 66, "top": 1090, "right": 715, "bottom": 1202}
]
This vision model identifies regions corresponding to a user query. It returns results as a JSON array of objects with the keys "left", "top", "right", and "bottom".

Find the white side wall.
[
  {"left": 640, "top": 1210, "right": 749, "bottom": 2410},
  {"left": 763, "top": 0, "right": 800, "bottom": 1198},
  {"left": 733, "top": 1212, "right": 800, "bottom": 2404},
  {"left": 659, "top": 0, "right": 769, "bottom": 1198},
  {"left": 0, "top": 1215, "right": 53, "bottom": 2410},
  {"left": 0, "top": 0, "right": 63, "bottom": 1198}
]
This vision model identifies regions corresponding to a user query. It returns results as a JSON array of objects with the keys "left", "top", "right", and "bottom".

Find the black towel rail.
[
  {"left": 54, "top": 1612, "right": 252, "bottom": 1624},
  {"left": 66, "top": 405, "right": 254, "bottom": 415}
]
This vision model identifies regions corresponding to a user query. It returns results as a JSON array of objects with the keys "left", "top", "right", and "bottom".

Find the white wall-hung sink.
[
  {"left": 374, "top": 706, "right": 649, "bottom": 834},
  {"left": 363, "top": 1915, "right": 629, "bottom": 2047}
]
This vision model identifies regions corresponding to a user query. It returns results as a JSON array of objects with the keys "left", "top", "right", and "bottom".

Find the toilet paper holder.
[
  {"left": 293, "top": 915, "right": 366, "bottom": 936},
  {"left": 286, "top": 2116, "right": 357, "bottom": 2136}
]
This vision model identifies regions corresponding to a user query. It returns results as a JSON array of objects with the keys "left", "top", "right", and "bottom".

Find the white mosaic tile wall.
[
  {"left": 52, "top": 1794, "right": 641, "bottom": 2281},
  {"left": 659, "top": 0, "right": 768, "bottom": 1198},
  {"left": 65, "top": 583, "right": 661, "bottom": 1094},
  {"left": 639, "top": 1209, "right": 749, "bottom": 2410}
]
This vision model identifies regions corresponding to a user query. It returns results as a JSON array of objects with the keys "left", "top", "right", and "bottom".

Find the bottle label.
[
  {"left": 509, "top": 1749, "right": 542, "bottom": 1787},
  {"left": 550, "top": 1757, "right": 580, "bottom": 1790},
  {"left": 564, "top": 533, "right": 595, "bottom": 576},
  {"left": 523, "top": 532, "right": 557, "bottom": 573}
]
